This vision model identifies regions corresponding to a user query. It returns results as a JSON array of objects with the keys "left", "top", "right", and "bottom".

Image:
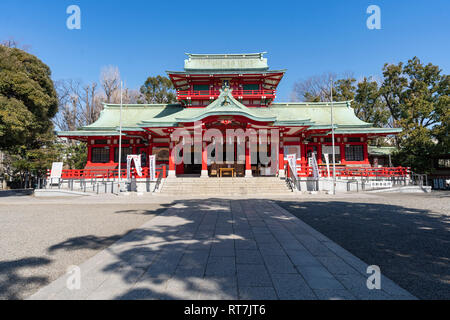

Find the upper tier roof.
[
  {"left": 57, "top": 100, "right": 402, "bottom": 137},
  {"left": 183, "top": 52, "right": 269, "bottom": 72}
]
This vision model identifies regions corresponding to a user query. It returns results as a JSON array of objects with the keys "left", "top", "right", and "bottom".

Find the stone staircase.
[{"left": 160, "top": 177, "right": 292, "bottom": 196}]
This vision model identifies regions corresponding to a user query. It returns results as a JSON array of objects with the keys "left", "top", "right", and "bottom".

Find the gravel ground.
[
  {"left": 0, "top": 195, "right": 171, "bottom": 299},
  {"left": 276, "top": 191, "right": 450, "bottom": 300},
  {"left": 1, "top": 191, "right": 448, "bottom": 300}
]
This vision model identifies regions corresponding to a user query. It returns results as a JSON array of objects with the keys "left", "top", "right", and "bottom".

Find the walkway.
[{"left": 29, "top": 199, "right": 415, "bottom": 300}]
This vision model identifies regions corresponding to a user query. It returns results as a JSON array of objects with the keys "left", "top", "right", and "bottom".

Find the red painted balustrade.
[
  {"left": 285, "top": 160, "right": 409, "bottom": 178},
  {"left": 47, "top": 166, "right": 167, "bottom": 179}
]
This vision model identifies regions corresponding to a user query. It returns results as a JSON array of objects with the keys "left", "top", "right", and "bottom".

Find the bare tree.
[
  {"left": 54, "top": 66, "right": 142, "bottom": 132},
  {"left": 53, "top": 79, "right": 83, "bottom": 131},
  {"left": 53, "top": 80, "right": 103, "bottom": 131},
  {"left": 81, "top": 82, "right": 104, "bottom": 124},
  {"left": 1, "top": 37, "right": 31, "bottom": 51},
  {"left": 291, "top": 72, "right": 337, "bottom": 102},
  {"left": 100, "top": 65, "right": 121, "bottom": 103}
]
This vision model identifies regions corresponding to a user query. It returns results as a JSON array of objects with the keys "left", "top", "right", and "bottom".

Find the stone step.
[{"left": 160, "top": 177, "right": 291, "bottom": 195}]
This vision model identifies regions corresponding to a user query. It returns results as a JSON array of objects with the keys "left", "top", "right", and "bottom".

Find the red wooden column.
[
  {"left": 340, "top": 143, "right": 346, "bottom": 165},
  {"left": 201, "top": 141, "right": 208, "bottom": 178},
  {"left": 109, "top": 144, "right": 115, "bottom": 163},
  {"left": 87, "top": 144, "right": 92, "bottom": 164},
  {"left": 363, "top": 143, "right": 369, "bottom": 164},
  {"left": 278, "top": 133, "right": 285, "bottom": 177},
  {"left": 168, "top": 141, "right": 176, "bottom": 177},
  {"left": 245, "top": 139, "right": 252, "bottom": 177}
]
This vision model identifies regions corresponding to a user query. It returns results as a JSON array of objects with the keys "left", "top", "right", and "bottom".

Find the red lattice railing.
[
  {"left": 47, "top": 166, "right": 167, "bottom": 179},
  {"left": 285, "top": 160, "right": 410, "bottom": 178}
]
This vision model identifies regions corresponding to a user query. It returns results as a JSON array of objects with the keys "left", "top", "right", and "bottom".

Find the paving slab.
[{"left": 28, "top": 199, "right": 416, "bottom": 300}]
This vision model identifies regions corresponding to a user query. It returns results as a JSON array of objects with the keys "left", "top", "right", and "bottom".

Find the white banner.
[
  {"left": 126, "top": 155, "right": 142, "bottom": 180},
  {"left": 311, "top": 153, "right": 320, "bottom": 179},
  {"left": 323, "top": 153, "right": 331, "bottom": 178},
  {"left": 149, "top": 155, "right": 156, "bottom": 181},
  {"left": 286, "top": 154, "right": 297, "bottom": 178}
]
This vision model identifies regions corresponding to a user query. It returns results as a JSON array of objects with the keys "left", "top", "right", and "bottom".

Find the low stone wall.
[
  {"left": 45, "top": 178, "right": 161, "bottom": 194},
  {"left": 298, "top": 176, "right": 411, "bottom": 193}
]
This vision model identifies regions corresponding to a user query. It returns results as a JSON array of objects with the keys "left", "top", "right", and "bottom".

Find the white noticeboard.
[
  {"left": 50, "top": 162, "right": 63, "bottom": 184},
  {"left": 323, "top": 153, "right": 331, "bottom": 178},
  {"left": 286, "top": 154, "right": 297, "bottom": 178},
  {"left": 149, "top": 155, "right": 156, "bottom": 181}
]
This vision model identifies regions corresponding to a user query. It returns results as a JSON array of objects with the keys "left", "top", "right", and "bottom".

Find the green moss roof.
[
  {"left": 183, "top": 52, "right": 269, "bottom": 72},
  {"left": 368, "top": 146, "right": 397, "bottom": 156},
  {"left": 58, "top": 99, "right": 402, "bottom": 137}
]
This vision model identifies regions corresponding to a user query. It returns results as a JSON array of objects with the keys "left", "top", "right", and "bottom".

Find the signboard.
[
  {"left": 126, "top": 155, "right": 142, "bottom": 180},
  {"left": 149, "top": 155, "right": 156, "bottom": 181},
  {"left": 50, "top": 162, "right": 63, "bottom": 184},
  {"left": 367, "top": 181, "right": 393, "bottom": 188},
  {"left": 311, "top": 153, "right": 320, "bottom": 179},
  {"left": 286, "top": 154, "right": 297, "bottom": 178},
  {"left": 323, "top": 153, "right": 331, "bottom": 178}
]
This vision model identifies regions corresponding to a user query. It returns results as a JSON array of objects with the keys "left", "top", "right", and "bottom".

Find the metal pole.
[
  {"left": 117, "top": 81, "right": 123, "bottom": 193},
  {"left": 331, "top": 78, "right": 336, "bottom": 195}
]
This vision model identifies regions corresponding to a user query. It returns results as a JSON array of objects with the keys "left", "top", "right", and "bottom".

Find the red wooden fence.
[{"left": 47, "top": 166, "right": 167, "bottom": 179}]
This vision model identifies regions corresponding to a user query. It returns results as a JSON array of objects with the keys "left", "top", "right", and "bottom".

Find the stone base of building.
[
  {"left": 167, "top": 170, "right": 176, "bottom": 178},
  {"left": 200, "top": 170, "right": 209, "bottom": 178},
  {"left": 245, "top": 170, "right": 252, "bottom": 178}
]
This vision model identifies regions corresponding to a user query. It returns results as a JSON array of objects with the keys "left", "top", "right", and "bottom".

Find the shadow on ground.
[
  {"left": 276, "top": 199, "right": 450, "bottom": 300},
  {"left": 0, "top": 257, "right": 51, "bottom": 299},
  {"left": 2, "top": 197, "right": 449, "bottom": 300}
]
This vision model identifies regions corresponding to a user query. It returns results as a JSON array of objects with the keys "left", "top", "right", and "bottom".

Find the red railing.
[
  {"left": 285, "top": 160, "right": 410, "bottom": 178},
  {"left": 177, "top": 89, "right": 276, "bottom": 99},
  {"left": 47, "top": 166, "right": 167, "bottom": 179}
]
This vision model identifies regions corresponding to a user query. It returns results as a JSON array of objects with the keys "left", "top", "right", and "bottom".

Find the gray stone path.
[{"left": 28, "top": 199, "right": 415, "bottom": 300}]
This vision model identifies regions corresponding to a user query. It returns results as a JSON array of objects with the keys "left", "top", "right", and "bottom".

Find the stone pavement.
[{"left": 28, "top": 199, "right": 415, "bottom": 300}]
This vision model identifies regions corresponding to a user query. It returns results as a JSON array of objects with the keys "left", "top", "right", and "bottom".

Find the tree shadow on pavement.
[
  {"left": 0, "top": 257, "right": 51, "bottom": 299},
  {"left": 32, "top": 197, "right": 449, "bottom": 300},
  {"left": 46, "top": 199, "right": 244, "bottom": 300},
  {"left": 276, "top": 200, "right": 450, "bottom": 300}
]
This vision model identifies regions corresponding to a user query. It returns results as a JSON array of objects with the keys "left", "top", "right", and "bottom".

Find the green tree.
[
  {"left": 64, "top": 142, "right": 87, "bottom": 169},
  {"left": 334, "top": 78, "right": 356, "bottom": 101},
  {"left": 140, "top": 75, "right": 176, "bottom": 104},
  {"left": 0, "top": 45, "right": 59, "bottom": 187},
  {"left": 353, "top": 77, "right": 390, "bottom": 127},
  {"left": 0, "top": 45, "right": 58, "bottom": 151},
  {"left": 381, "top": 57, "right": 449, "bottom": 173}
]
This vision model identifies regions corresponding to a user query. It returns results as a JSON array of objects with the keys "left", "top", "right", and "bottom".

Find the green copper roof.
[
  {"left": 184, "top": 53, "right": 269, "bottom": 72},
  {"left": 58, "top": 130, "right": 123, "bottom": 137},
  {"left": 57, "top": 99, "right": 401, "bottom": 137},
  {"left": 169, "top": 88, "right": 277, "bottom": 123},
  {"left": 368, "top": 146, "right": 397, "bottom": 156},
  {"left": 270, "top": 101, "right": 371, "bottom": 127}
]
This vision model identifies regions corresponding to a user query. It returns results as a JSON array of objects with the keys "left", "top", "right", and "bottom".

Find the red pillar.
[
  {"left": 87, "top": 145, "right": 92, "bottom": 164},
  {"left": 109, "top": 145, "right": 114, "bottom": 163},
  {"left": 278, "top": 135, "right": 285, "bottom": 177},
  {"left": 340, "top": 143, "right": 346, "bottom": 165},
  {"left": 363, "top": 143, "right": 369, "bottom": 164},
  {"left": 168, "top": 141, "right": 176, "bottom": 177},
  {"left": 245, "top": 139, "right": 252, "bottom": 177},
  {"left": 201, "top": 141, "right": 208, "bottom": 177}
]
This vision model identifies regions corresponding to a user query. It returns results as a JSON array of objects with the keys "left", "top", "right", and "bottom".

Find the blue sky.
[{"left": 1, "top": 0, "right": 449, "bottom": 101}]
